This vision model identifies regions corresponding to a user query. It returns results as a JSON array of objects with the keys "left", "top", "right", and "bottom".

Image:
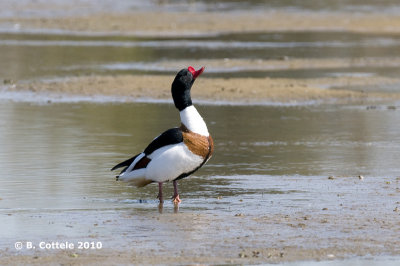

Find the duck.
[{"left": 111, "top": 66, "right": 214, "bottom": 204}]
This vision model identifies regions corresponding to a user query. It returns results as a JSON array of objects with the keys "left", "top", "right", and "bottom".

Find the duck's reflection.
[{"left": 157, "top": 202, "right": 180, "bottom": 214}]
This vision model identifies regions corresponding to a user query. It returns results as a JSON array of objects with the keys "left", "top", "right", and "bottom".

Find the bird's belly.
[{"left": 146, "top": 143, "right": 204, "bottom": 182}]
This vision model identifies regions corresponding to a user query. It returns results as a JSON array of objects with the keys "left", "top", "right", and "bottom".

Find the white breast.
[{"left": 180, "top": 105, "right": 209, "bottom": 136}]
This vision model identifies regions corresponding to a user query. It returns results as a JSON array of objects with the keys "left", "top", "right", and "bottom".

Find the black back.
[{"left": 144, "top": 127, "right": 183, "bottom": 155}]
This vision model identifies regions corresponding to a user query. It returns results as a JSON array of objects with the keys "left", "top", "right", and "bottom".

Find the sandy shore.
[
  {"left": 3, "top": 11, "right": 400, "bottom": 35},
  {"left": 8, "top": 74, "right": 400, "bottom": 105}
]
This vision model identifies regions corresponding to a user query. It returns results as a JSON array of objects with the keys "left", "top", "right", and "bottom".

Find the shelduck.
[{"left": 111, "top": 66, "right": 214, "bottom": 204}]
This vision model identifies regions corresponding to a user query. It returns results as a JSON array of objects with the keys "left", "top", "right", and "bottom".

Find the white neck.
[{"left": 180, "top": 105, "right": 209, "bottom": 136}]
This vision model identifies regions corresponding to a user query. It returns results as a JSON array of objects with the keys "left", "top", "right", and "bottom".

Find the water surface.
[
  {"left": 1, "top": 31, "right": 400, "bottom": 85},
  {"left": 1, "top": 101, "right": 399, "bottom": 254}
]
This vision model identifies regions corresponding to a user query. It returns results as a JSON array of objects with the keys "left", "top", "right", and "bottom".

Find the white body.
[
  {"left": 118, "top": 143, "right": 203, "bottom": 182},
  {"left": 118, "top": 105, "right": 208, "bottom": 184}
]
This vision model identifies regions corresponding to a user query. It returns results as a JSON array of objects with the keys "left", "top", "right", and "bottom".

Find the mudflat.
[
  {"left": 9, "top": 74, "right": 400, "bottom": 104},
  {"left": 3, "top": 10, "right": 400, "bottom": 35}
]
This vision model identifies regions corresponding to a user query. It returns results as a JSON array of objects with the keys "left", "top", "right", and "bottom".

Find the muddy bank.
[
  {"left": 2, "top": 206, "right": 400, "bottom": 265},
  {"left": 7, "top": 74, "right": 400, "bottom": 104},
  {"left": 3, "top": 11, "right": 400, "bottom": 35},
  {"left": 0, "top": 246, "right": 396, "bottom": 265}
]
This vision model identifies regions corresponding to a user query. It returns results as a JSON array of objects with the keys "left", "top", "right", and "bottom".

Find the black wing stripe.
[
  {"left": 144, "top": 128, "right": 183, "bottom": 155},
  {"left": 111, "top": 154, "right": 140, "bottom": 171},
  {"left": 111, "top": 128, "right": 183, "bottom": 172}
]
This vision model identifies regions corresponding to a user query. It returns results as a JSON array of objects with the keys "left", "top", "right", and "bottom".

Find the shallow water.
[
  {"left": 1, "top": 101, "right": 399, "bottom": 256},
  {"left": 1, "top": 31, "right": 400, "bottom": 87}
]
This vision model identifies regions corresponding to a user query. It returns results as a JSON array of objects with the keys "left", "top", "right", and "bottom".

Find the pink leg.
[
  {"left": 157, "top": 182, "right": 164, "bottom": 203},
  {"left": 172, "top": 180, "right": 181, "bottom": 204}
]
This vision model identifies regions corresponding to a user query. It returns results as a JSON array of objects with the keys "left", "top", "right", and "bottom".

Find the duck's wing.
[
  {"left": 111, "top": 127, "right": 183, "bottom": 172},
  {"left": 144, "top": 127, "right": 183, "bottom": 155}
]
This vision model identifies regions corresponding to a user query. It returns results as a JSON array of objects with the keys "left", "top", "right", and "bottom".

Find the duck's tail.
[
  {"left": 117, "top": 169, "right": 153, "bottom": 187},
  {"left": 112, "top": 153, "right": 153, "bottom": 187}
]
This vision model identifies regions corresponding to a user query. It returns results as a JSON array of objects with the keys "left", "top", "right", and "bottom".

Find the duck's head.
[{"left": 171, "top": 66, "right": 204, "bottom": 111}]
